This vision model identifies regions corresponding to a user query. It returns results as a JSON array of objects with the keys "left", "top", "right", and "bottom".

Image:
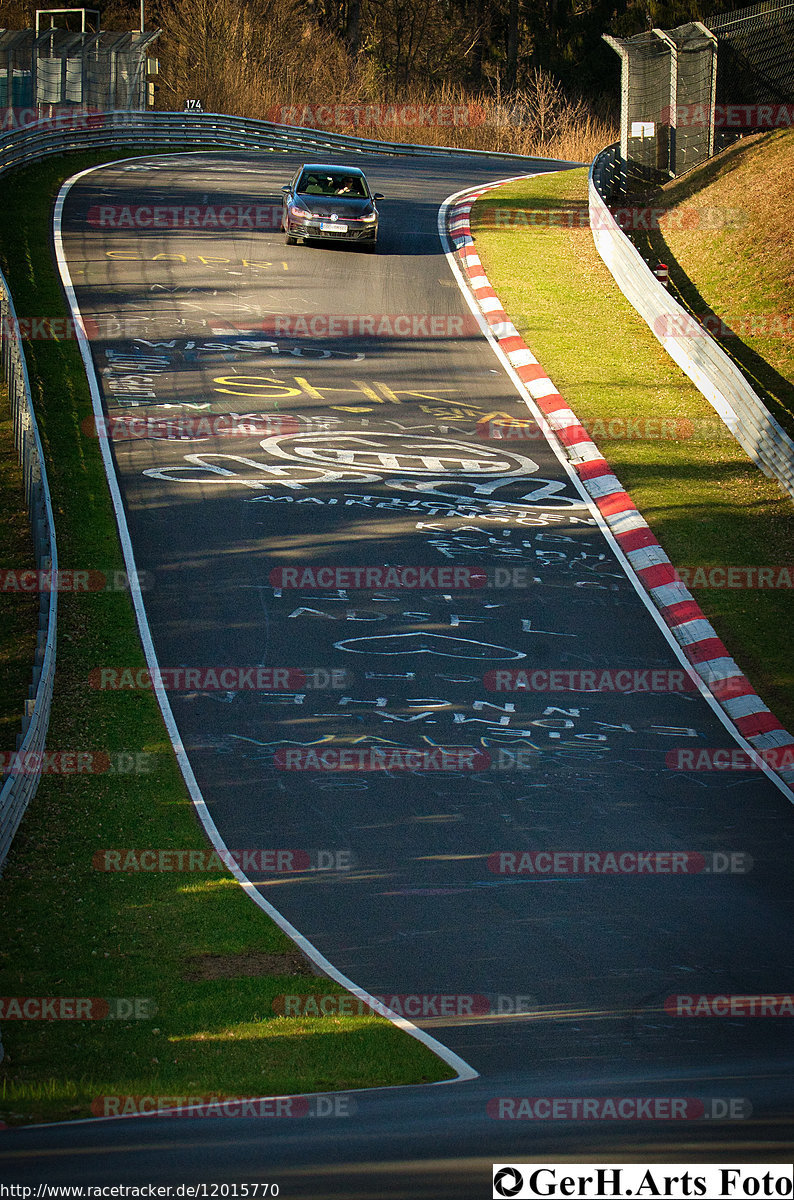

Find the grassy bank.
[
  {"left": 630, "top": 128, "right": 794, "bottom": 441},
  {"left": 0, "top": 148, "right": 453, "bottom": 1126},
  {"left": 470, "top": 167, "right": 794, "bottom": 731}
]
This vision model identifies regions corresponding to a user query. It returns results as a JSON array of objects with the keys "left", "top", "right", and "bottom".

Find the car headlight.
[
  {"left": 360, "top": 211, "right": 377, "bottom": 223},
  {"left": 288, "top": 202, "right": 311, "bottom": 218}
]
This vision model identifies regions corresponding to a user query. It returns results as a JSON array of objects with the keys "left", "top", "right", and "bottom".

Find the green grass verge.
[
  {"left": 629, "top": 128, "right": 794, "bottom": 441},
  {"left": 0, "top": 148, "right": 453, "bottom": 1126},
  {"left": 471, "top": 167, "right": 794, "bottom": 732}
]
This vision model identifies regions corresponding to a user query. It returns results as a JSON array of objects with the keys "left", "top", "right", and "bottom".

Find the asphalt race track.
[{"left": 2, "top": 149, "right": 793, "bottom": 1194}]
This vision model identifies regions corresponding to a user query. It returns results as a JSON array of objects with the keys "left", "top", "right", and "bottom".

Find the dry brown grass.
[
  {"left": 155, "top": 0, "right": 616, "bottom": 164},
  {"left": 256, "top": 81, "right": 616, "bottom": 163}
]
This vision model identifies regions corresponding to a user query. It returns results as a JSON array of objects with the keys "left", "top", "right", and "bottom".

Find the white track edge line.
[{"left": 50, "top": 158, "right": 480, "bottom": 1119}]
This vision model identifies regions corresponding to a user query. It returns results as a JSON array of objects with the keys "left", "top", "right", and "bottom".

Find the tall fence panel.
[
  {"left": 603, "top": 1, "right": 794, "bottom": 193},
  {"left": 669, "top": 23, "right": 718, "bottom": 171},
  {"left": 709, "top": 0, "right": 794, "bottom": 104},
  {"left": 0, "top": 28, "right": 159, "bottom": 114},
  {"left": 603, "top": 23, "right": 717, "bottom": 194}
]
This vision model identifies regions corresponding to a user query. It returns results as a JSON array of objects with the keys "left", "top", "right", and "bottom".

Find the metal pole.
[
  {"left": 140, "top": 0, "right": 144, "bottom": 32},
  {"left": 602, "top": 35, "right": 629, "bottom": 198},
  {"left": 694, "top": 22, "right": 718, "bottom": 161},
  {"left": 653, "top": 28, "right": 677, "bottom": 177}
]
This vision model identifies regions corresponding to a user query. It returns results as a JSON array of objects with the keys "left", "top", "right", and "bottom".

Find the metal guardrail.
[
  {"left": 0, "top": 108, "right": 551, "bottom": 172},
  {"left": 0, "top": 269, "right": 58, "bottom": 874},
  {"left": 589, "top": 143, "right": 794, "bottom": 500},
  {"left": 590, "top": 140, "right": 625, "bottom": 200}
]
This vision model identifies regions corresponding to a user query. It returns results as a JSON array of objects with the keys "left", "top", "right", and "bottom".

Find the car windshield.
[{"left": 296, "top": 172, "right": 368, "bottom": 198}]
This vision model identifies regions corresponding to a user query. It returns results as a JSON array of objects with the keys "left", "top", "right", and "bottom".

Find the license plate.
[{"left": 320, "top": 222, "right": 347, "bottom": 232}]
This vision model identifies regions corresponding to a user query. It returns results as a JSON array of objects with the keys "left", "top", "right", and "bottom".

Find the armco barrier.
[
  {"left": 0, "top": 269, "right": 58, "bottom": 874},
  {"left": 589, "top": 144, "right": 794, "bottom": 501},
  {"left": 0, "top": 108, "right": 548, "bottom": 173}
]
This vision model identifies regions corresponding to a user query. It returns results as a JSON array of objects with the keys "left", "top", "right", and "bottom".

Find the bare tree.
[{"left": 506, "top": 0, "right": 518, "bottom": 90}]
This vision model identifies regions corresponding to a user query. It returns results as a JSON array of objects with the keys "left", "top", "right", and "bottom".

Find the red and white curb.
[{"left": 445, "top": 182, "right": 794, "bottom": 791}]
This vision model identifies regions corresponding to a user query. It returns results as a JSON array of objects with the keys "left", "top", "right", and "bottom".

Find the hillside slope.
[{"left": 639, "top": 128, "right": 794, "bottom": 436}]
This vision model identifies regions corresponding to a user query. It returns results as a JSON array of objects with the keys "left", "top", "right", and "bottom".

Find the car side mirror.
[
  {"left": 373, "top": 193, "right": 384, "bottom": 200},
  {"left": 281, "top": 184, "right": 291, "bottom": 192}
]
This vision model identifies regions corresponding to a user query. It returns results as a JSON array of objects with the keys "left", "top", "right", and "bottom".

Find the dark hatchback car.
[{"left": 281, "top": 164, "right": 384, "bottom": 250}]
